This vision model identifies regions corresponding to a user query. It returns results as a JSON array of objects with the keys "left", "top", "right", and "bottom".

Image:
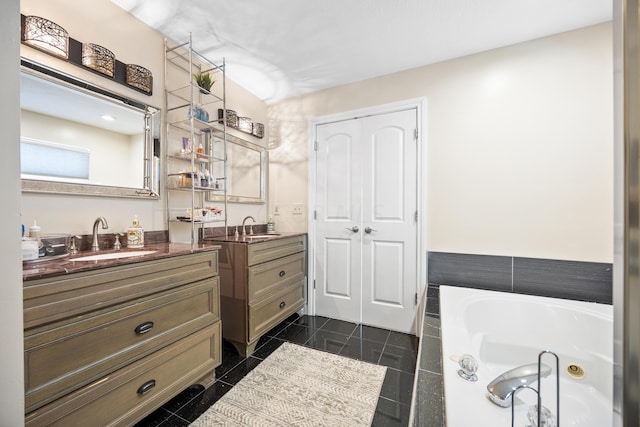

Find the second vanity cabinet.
[
  {"left": 23, "top": 250, "right": 221, "bottom": 426},
  {"left": 217, "top": 234, "right": 306, "bottom": 356}
]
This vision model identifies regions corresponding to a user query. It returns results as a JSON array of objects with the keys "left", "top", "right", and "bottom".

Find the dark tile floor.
[{"left": 134, "top": 314, "right": 419, "bottom": 426}]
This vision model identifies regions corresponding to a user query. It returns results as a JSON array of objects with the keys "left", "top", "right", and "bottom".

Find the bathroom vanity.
[
  {"left": 22, "top": 245, "right": 221, "bottom": 426},
  {"left": 211, "top": 233, "right": 306, "bottom": 356}
]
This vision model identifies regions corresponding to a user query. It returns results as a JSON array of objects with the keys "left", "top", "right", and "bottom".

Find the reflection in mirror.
[
  {"left": 208, "top": 132, "right": 267, "bottom": 204},
  {"left": 20, "top": 59, "right": 161, "bottom": 198}
]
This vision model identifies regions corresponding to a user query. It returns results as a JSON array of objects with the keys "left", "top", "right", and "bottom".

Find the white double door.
[{"left": 313, "top": 108, "right": 418, "bottom": 334}]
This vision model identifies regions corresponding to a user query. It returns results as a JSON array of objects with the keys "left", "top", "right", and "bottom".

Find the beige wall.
[
  {"left": 268, "top": 22, "right": 613, "bottom": 263},
  {"left": 20, "top": 0, "right": 268, "bottom": 238}
]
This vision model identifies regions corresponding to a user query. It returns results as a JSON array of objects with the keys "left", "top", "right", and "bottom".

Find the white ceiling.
[{"left": 111, "top": 0, "right": 612, "bottom": 103}]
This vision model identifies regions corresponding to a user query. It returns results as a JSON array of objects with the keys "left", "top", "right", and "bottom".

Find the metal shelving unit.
[{"left": 164, "top": 34, "right": 228, "bottom": 244}]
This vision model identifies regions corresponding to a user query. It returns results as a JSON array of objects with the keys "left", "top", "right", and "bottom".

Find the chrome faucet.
[
  {"left": 241, "top": 215, "right": 255, "bottom": 235},
  {"left": 486, "top": 363, "right": 552, "bottom": 407},
  {"left": 91, "top": 217, "right": 109, "bottom": 252}
]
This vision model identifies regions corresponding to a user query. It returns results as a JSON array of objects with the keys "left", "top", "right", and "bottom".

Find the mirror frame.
[
  {"left": 20, "top": 58, "right": 161, "bottom": 199},
  {"left": 207, "top": 131, "right": 267, "bottom": 204}
]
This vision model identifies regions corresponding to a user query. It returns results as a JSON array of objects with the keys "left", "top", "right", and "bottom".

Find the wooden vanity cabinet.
[
  {"left": 218, "top": 235, "right": 306, "bottom": 356},
  {"left": 23, "top": 251, "right": 221, "bottom": 427}
]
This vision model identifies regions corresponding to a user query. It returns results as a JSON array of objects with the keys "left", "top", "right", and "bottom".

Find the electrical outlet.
[{"left": 293, "top": 205, "right": 303, "bottom": 215}]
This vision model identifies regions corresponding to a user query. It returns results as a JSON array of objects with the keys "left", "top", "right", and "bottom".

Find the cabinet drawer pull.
[
  {"left": 279, "top": 301, "right": 286, "bottom": 309},
  {"left": 137, "top": 379, "right": 156, "bottom": 395},
  {"left": 279, "top": 270, "right": 286, "bottom": 277},
  {"left": 134, "top": 321, "right": 154, "bottom": 335}
]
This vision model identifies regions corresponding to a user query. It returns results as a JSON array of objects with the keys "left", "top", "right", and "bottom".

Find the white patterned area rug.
[{"left": 191, "top": 342, "right": 387, "bottom": 426}]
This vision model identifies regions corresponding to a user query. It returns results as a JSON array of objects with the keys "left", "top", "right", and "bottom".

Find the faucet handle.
[
  {"left": 113, "top": 233, "right": 122, "bottom": 250},
  {"left": 457, "top": 354, "right": 479, "bottom": 382},
  {"left": 70, "top": 235, "right": 80, "bottom": 255}
]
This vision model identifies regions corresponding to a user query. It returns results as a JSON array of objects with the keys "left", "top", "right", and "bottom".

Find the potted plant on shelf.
[{"left": 194, "top": 71, "right": 214, "bottom": 94}]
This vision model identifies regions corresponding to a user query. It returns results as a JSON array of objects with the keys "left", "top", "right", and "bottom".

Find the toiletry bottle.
[
  {"left": 29, "top": 220, "right": 45, "bottom": 256},
  {"left": 29, "top": 220, "right": 41, "bottom": 243},
  {"left": 267, "top": 216, "right": 275, "bottom": 233},
  {"left": 127, "top": 215, "right": 144, "bottom": 248}
]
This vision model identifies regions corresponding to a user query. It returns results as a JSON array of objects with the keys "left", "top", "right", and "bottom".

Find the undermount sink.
[{"left": 71, "top": 250, "right": 157, "bottom": 262}]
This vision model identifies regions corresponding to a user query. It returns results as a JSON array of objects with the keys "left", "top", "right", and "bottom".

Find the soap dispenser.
[{"left": 127, "top": 215, "right": 144, "bottom": 248}]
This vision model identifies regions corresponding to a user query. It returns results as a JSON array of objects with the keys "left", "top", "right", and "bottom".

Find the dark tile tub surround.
[
  {"left": 412, "top": 285, "right": 444, "bottom": 427},
  {"left": 427, "top": 252, "right": 512, "bottom": 292},
  {"left": 428, "top": 251, "right": 612, "bottom": 304},
  {"left": 513, "top": 257, "right": 612, "bottom": 303}
]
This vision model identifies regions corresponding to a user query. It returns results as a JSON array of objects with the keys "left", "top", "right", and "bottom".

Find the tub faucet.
[
  {"left": 486, "top": 363, "right": 552, "bottom": 407},
  {"left": 91, "top": 217, "right": 109, "bottom": 252},
  {"left": 241, "top": 215, "right": 255, "bottom": 235}
]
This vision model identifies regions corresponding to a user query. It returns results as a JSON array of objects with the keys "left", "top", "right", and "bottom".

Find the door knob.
[
  {"left": 345, "top": 226, "right": 359, "bottom": 233},
  {"left": 364, "top": 227, "right": 377, "bottom": 234}
]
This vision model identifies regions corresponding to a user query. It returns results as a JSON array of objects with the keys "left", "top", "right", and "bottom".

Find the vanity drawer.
[
  {"left": 248, "top": 252, "right": 305, "bottom": 303},
  {"left": 247, "top": 235, "right": 305, "bottom": 266},
  {"left": 25, "top": 323, "right": 221, "bottom": 427},
  {"left": 248, "top": 283, "right": 304, "bottom": 342},
  {"left": 25, "top": 277, "right": 219, "bottom": 413},
  {"left": 24, "top": 250, "right": 218, "bottom": 329}
]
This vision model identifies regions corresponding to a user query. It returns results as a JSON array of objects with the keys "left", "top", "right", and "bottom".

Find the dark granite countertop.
[
  {"left": 202, "top": 231, "right": 306, "bottom": 244},
  {"left": 23, "top": 242, "right": 220, "bottom": 281}
]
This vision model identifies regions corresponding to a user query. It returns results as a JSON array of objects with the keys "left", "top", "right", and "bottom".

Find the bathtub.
[{"left": 440, "top": 286, "right": 613, "bottom": 427}]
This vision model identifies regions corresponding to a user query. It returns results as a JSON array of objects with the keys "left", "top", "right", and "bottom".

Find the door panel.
[
  {"left": 324, "top": 133, "right": 354, "bottom": 220},
  {"left": 370, "top": 240, "right": 404, "bottom": 305},
  {"left": 315, "top": 120, "right": 362, "bottom": 324},
  {"left": 372, "top": 126, "right": 405, "bottom": 221},
  {"left": 325, "top": 238, "right": 353, "bottom": 298},
  {"left": 361, "top": 110, "right": 417, "bottom": 332}
]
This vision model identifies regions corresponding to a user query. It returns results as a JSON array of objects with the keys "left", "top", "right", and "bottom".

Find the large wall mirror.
[
  {"left": 20, "top": 59, "right": 161, "bottom": 198},
  {"left": 208, "top": 131, "right": 267, "bottom": 204}
]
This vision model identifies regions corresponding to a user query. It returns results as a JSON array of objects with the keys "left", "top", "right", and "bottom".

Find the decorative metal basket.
[
  {"left": 22, "top": 15, "right": 69, "bottom": 59},
  {"left": 252, "top": 122, "right": 264, "bottom": 138},
  {"left": 82, "top": 43, "right": 115, "bottom": 77},
  {"left": 218, "top": 109, "right": 238, "bottom": 128},
  {"left": 238, "top": 116, "right": 253, "bottom": 134},
  {"left": 126, "top": 64, "right": 153, "bottom": 94}
]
